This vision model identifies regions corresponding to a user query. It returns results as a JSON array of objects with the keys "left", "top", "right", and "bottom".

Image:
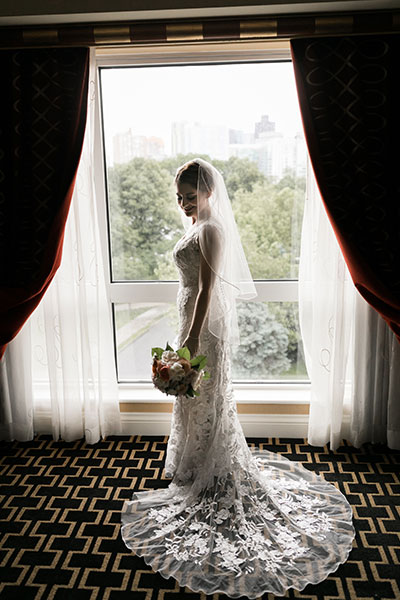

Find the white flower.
[
  {"left": 214, "top": 508, "right": 230, "bottom": 523},
  {"left": 162, "top": 350, "right": 179, "bottom": 363},
  {"left": 169, "top": 362, "right": 185, "bottom": 379}
]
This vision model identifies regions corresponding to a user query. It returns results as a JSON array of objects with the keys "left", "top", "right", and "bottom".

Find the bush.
[{"left": 233, "top": 302, "right": 290, "bottom": 378}]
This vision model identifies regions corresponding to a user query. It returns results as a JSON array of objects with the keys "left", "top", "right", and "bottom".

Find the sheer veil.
[{"left": 176, "top": 158, "right": 257, "bottom": 346}]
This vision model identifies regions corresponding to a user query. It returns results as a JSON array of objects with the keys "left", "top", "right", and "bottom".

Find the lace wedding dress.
[{"left": 121, "top": 223, "right": 355, "bottom": 598}]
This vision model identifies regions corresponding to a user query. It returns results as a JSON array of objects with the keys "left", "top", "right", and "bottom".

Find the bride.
[{"left": 121, "top": 158, "right": 355, "bottom": 598}]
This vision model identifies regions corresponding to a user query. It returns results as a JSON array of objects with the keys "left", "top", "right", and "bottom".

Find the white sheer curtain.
[
  {"left": 299, "top": 164, "right": 355, "bottom": 450},
  {"left": 300, "top": 162, "right": 400, "bottom": 450},
  {"left": 350, "top": 294, "right": 400, "bottom": 449},
  {"left": 1, "top": 50, "right": 121, "bottom": 443},
  {"left": 0, "top": 322, "right": 34, "bottom": 441}
]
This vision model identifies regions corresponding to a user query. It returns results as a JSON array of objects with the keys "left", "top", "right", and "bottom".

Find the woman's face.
[{"left": 176, "top": 181, "right": 208, "bottom": 222}]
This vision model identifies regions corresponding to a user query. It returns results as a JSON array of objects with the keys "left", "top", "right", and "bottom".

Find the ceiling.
[{"left": 0, "top": 0, "right": 398, "bottom": 26}]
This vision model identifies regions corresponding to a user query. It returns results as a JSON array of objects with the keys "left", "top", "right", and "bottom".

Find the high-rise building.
[
  {"left": 255, "top": 115, "right": 275, "bottom": 139},
  {"left": 112, "top": 116, "right": 306, "bottom": 179},
  {"left": 229, "top": 125, "right": 306, "bottom": 179},
  {"left": 113, "top": 129, "right": 165, "bottom": 164},
  {"left": 172, "top": 121, "right": 229, "bottom": 159},
  {"left": 229, "top": 129, "right": 255, "bottom": 145},
  {"left": 147, "top": 137, "right": 165, "bottom": 160}
]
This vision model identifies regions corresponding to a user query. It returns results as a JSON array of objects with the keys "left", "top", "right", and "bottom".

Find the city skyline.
[
  {"left": 101, "top": 61, "right": 304, "bottom": 157},
  {"left": 112, "top": 113, "right": 306, "bottom": 179}
]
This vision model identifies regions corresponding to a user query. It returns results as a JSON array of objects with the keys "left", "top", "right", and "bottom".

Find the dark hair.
[{"left": 175, "top": 161, "right": 214, "bottom": 194}]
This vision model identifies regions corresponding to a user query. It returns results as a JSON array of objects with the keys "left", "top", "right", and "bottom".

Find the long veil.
[{"left": 177, "top": 158, "right": 257, "bottom": 346}]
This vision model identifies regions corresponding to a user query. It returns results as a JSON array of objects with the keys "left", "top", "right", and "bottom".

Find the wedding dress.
[{"left": 121, "top": 221, "right": 355, "bottom": 598}]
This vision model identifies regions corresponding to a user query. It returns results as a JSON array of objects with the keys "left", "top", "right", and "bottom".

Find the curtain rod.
[{"left": 0, "top": 11, "right": 399, "bottom": 49}]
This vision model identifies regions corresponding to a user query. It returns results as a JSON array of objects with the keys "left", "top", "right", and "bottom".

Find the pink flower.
[{"left": 159, "top": 365, "right": 170, "bottom": 381}]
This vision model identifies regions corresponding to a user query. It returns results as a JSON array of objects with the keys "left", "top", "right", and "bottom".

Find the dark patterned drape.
[
  {"left": 291, "top": 35, "right": 400, "bottom": 343},
  {"left": 0, "top": 48, "right": 90, "bottom": 359}
]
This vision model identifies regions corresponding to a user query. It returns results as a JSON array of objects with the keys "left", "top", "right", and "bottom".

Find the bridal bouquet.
[{"left": 151, "top": 343, "right": 210, "bottom": 398}]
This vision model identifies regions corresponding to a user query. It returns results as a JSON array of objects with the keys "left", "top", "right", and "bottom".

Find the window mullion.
[
  {"left": 94, "top": 70, "right": 113, "bottom": 302},
  {"left": 110, "top": 282, "right": 179, "bottom": 304},
  {"left": 109, "top": 280, "right": 298, "bottom": 304}
]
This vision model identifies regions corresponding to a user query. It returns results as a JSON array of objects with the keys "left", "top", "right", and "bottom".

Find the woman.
[{"left": 121, "top": 159, "right": 355, "bottom": 598}]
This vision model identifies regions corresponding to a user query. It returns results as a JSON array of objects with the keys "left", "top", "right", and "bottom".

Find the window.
[{"left": 96, "top": 42, "right": 308, "bottom": 390}]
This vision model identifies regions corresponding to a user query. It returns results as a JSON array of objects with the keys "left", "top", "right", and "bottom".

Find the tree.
[
  {"left": 232, "top": 181, "right": 291, "bottom": 279},
  {"left": 107, "top": 158, "right": 182, "bottom": 280},
  {"left": 159, "top": 153, "right": 213, "bottom": 180},
  {"left": 232, "top": 302, "right": 290, "bottom": 378},
  {"left": 268, "top": 302, "right": 305, "bottom": 372},
  {"left": 212, "top": 156, "right": 266, "bottom": 198},
  {"left": 159, "top": 154, "right": 265, "bottom": 199},
  {"left": 229, "top": 168, "right": 305, "bottom": 280}
]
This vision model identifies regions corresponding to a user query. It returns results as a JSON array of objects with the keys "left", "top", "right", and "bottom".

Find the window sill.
[
  {"left": 118, "top": 382, "right": 310, "bottom": 437},
  {"left": 118, "top": 381, "right": 311, "bottom": 404}
]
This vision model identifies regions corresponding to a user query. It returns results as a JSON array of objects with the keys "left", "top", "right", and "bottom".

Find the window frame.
[{"left": 94, "top": 40, "right": 310, "bottom": 403}]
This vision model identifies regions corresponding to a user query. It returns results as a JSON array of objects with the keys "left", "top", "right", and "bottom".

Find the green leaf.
[
  {"left": 177, "top": 347, "right": 191, "bottom": 360},
  {"left": 165, "top": 342, "right": 174, "bottom": 351},
  {"left": 202, "top": 371, "right": 211, "bottom": 380},
  {"left": 151, "top": 347, "right": 164, "bottom": 359},
  {"left": 190, "top": 354, "right": 207, "bottom": 369},
  {"left": 192, "top": 357, "right": 207, "bottom": 371}
]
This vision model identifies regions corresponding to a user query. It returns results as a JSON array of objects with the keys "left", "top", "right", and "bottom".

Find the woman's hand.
[{"left": 182, "top": 335, "right": 199, "bottom": 357}]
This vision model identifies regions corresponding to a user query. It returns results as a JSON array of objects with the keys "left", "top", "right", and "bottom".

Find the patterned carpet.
[{"left": 0, "top": 435, "right": 399, "bottom": 600}]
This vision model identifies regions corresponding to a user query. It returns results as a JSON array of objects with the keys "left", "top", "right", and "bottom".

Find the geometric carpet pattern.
[{"left": 0, "top": 435, "right": 399, "bottom": 600}]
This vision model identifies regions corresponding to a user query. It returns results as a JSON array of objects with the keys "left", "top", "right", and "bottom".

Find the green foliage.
[
  {"left": 107, "top": 156, "right": 305, "bottom": 283},
  {"left": 107, "top": 157, "right": 182, "bottom": 280},
  {"left": 213, "top": 156, "right": 266, "bottom": 197},
  {"left": 151, "top": 347, "right": 164, "bottom": 359},
  {"left": 157, "top": 153, "right": 211, "bottom": 176},
  {"left": 154, "top": 253, "right": 179, "bottom": 280},
  {"left": 268, "top": 302, "right": 304, "bottom": 366},
  {"left": 177, "top": 347, "right": 191, "bottom": 360},
  {"left": 233, "top": 302, "right": 290, "bottom": 378},
  {"left": 232, "top": 172, "right": 305, "bottom": 280},
  {"left": 190, "top": 355, "right": 207, "bottom": 370}
]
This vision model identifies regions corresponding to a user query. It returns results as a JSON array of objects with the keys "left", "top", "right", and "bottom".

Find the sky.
[{"left": 100, "top": 61, "right": 304, "bottom": 156}]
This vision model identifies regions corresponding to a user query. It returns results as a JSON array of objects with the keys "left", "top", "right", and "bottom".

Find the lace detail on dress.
[
  {"left": 121, "top": 224, "right": 355, "bottom": 598},
  {"left": 147, "top": 470, "right": 335, "bottom": 573},
  {"left": 166, "top": 224, "right": 241, "bottom": 486}
]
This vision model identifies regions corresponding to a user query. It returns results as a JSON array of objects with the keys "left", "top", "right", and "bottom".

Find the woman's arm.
[{"left": 182, "top": 224, "right": 222, "bottom": 355}]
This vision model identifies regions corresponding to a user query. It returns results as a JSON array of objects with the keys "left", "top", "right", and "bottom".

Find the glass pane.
[
  {"left": 232, "top": 301, "right": 308, "bottom": 381},
  {"left": 114, "top": 301, "right": 307, "bottom": 382},
  {"left": 100, "top": 62, "right": 306, "bottom": 281},
  {"left": 114, "top": 302, "right": 179, "bottom": 381}
]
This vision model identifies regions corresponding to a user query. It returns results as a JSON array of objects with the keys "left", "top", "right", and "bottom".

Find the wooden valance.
[{"left": 0, "top": 11, "right": 399, "bottom": 48}]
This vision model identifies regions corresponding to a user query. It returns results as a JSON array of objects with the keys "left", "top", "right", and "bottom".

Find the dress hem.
[{"left": 121, "top": 526, "right": 356, "bottom": 599}]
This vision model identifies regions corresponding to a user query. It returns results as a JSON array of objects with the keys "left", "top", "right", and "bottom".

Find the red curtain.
[
  {"left": 291, "top": 35, "right": 400, "bottom": 343},
  {"left": 0, "top": 48, "right": 89, "bottom": 359}
]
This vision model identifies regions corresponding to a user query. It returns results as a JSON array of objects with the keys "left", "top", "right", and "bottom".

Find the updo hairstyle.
[{"left": 175, "top": 161, "right": 214, "bottom": 196}]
